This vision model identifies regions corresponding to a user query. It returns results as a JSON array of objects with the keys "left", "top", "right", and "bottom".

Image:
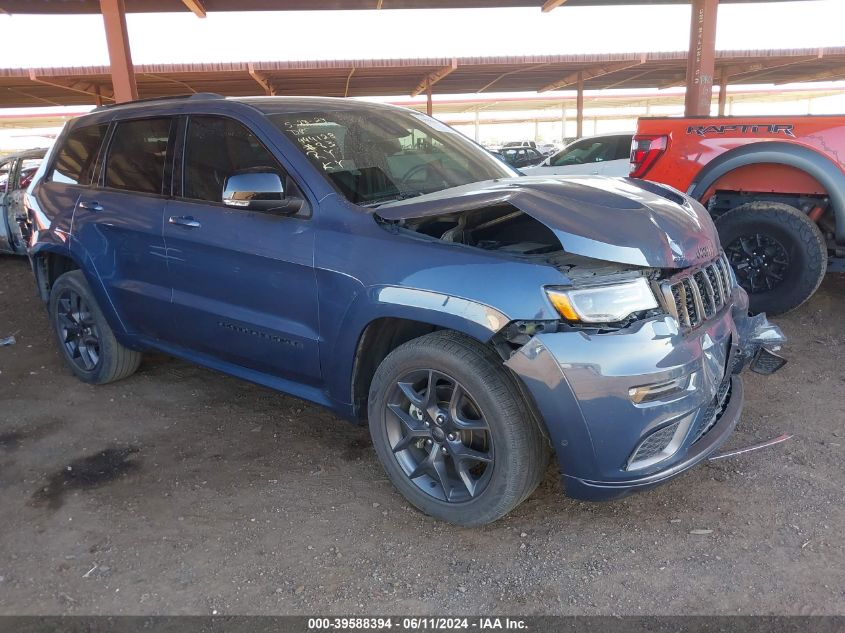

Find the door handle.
[
  {"left": 78, "top": 201, "right": 104, "bottom": 211},
  {"left": 169, "top": 216, "right": 201, "bottom": 228}
]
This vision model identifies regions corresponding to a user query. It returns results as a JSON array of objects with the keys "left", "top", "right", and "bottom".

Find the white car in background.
[{"left": 521, "top": 133, "right": 633, "bottom": 177}]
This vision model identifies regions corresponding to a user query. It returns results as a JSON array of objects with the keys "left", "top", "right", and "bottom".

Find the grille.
[
  {"left": 663, "top": 254, "right": 733, "bottom": 330},
  {"left": 628, "top": 420, "right": 681, "bottom": 468}
]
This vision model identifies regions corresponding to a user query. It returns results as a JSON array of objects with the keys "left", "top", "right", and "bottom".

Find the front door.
[{"left": 162, "top": 115, "right": 321, "bottom": 385}]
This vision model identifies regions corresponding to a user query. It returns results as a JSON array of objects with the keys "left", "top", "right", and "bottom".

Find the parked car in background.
[
  {"left": 537, "top": 142, "right": 560, "bottom": 156},
  {"left": 634, "top": 115, "right": 845, "bottom": 315},
  {"left": 499, "top": 146, "right": 546, "bottom": 169},
  {"left": 522, "top": 133, "right": 633, "bottom": 177},
  {"left": 25, "top": 95, "right": 785, "bottom": 525},
  {"left": 0, "top": 148, "right": 47, "bottom": 255},
  {"left": 502, "top": 140, "right": 537, "bottom": 149}
]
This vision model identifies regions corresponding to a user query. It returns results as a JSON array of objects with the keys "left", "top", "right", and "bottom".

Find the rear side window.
[
  {"left": 50, "top": 124, "right": 108, "bottom": 186},
  {"left": 182, "top": 116, "right": 284, "bottom": 203},
  {"left": 105, "top": 118, "right": 172, "bottom": 195}
]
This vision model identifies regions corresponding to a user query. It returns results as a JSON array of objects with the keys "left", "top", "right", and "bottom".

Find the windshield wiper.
[{"left": 362, "top": 191, "right": 424, "bottom": 208}]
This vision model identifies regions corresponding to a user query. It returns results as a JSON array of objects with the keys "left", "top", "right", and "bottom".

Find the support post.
[
  {"left": 718, "top": 69, "right": 728, "bottom": 116},
  {"left": 684, "top": 0, "right": 719, "bottom": 117},
  {"left": 474, "top": 109, "right": 480, "bottom": 142},
  {"left": 100, "top": 0, "right": 138, "bottom": 103},
  {"left": 426, "top": 80, "right": 433, "bottom": 117},
  {"left": 576, "top": 72, "right": 584, "bottom": 139},
  {"left": 560, "top": 104, "right": 566, "bottom": 143}
]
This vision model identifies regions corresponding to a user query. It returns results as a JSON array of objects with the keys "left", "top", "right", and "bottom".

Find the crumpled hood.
[{"left": 376, "top": 176, "right": 720, "bottom": 269}]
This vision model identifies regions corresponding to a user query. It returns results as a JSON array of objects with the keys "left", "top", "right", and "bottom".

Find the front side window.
[
  {"left": 105, "top": 118, "right": 172, "bottom": 195},
  {"left": 269, "top": 108, "right": 517, "bottom": 206},
  {"left": 182, "top": 116, "right": 285, "bottom": 203},
  {"left": 551, "top": 138, "right": 618, "bottom": 167},
  {"left": 50, "top": 124, "right": 108, "bottom": 186}
]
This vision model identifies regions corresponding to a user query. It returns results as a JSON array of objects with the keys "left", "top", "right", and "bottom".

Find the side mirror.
[{"left": 222, "top": 172, "right": 303, "bottom": 214}]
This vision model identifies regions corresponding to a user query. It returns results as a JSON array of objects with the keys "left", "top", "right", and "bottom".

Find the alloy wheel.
[
  {"left": 56, "top": 288, "right": 101, "bottom": 371},
  {"left": 385, "top": 369, "right": 494, "bottom": 503}
]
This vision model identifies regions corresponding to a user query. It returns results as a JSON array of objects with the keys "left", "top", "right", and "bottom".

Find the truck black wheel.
[
  {"left": 367, "top": 331, "right": 548, "bottom": 526},
  {"left": 715, "top": 201, "right": 827, "bottom": 315},
  {"left": 49, "top": 270, "right": 142, "bottom": 384}
]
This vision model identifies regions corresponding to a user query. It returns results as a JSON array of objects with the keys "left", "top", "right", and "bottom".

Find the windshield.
[{"left": 269, "top": 108, "right": 518, "bottom": 206}]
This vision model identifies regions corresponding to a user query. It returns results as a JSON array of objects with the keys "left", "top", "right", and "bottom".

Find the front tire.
[
  {"left": 49, "top": 270, "right": 141, "bottom": 384},
  {"left": 715, "top": 201, "right": 827, "bottom": 315},
  {"left": 367, "top": 331, "right": 548, "bottom": 526}
]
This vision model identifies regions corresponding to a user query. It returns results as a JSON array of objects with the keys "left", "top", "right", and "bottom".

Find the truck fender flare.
[{"left": 688, "top": 141, "right": 845, "bottom": 245}]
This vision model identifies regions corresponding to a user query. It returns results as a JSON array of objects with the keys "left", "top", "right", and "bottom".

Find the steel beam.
[
  {"left": 576, "top": 71, "right": 584, "bottom": 138},
  {"left": 248, "top": 63, "right": 277, "bottom": 95},
  {"left": 541, "top": 0, "right": 568, "bottom": 11},
  {"left": 99, "top": 0, "right": 138, "bottom": 103},
  {"left": 718, "top": 68, "right": 727, "bottom": 116},
  {"left": 539, "top": 59, "right": 643, "bottom": 93},
  {"left": 684, "top": 0, "right": 718, "bottom": 116},
  {"left": 28, "top": 70, "right": 115, "bottom": 103},
  {"left": 411, "top": 59, "right": 458, "bottom": 97},
  {"left": 776, "top": 64, "right": 845, "bottom": 84},
  {"left": 181, "top": 0, "right": 207, "bottom": 17}
]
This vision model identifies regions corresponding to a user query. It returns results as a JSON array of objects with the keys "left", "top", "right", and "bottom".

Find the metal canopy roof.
[
  {"left": 1, "top": 0, "right": 809, "bottom": 14},
  {"left": 2, "top": 48, "right": 842, "bottom": 108}
]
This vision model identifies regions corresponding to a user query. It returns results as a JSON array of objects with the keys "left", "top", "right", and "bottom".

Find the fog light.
[{"left": 628, "top": 374, "right": 692, "bottom": 404}]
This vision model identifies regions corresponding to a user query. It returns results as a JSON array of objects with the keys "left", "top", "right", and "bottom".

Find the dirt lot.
[{"left": 0, "top": 254, "right": 843, "bottom": 616}]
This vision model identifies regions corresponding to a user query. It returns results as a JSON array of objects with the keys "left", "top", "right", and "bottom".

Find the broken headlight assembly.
[{"left": 546, "top": 277, "right": 659, "bottom": 324}]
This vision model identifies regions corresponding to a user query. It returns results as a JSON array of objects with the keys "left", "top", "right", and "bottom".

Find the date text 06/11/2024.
[{"left": 307, "top": 617, "right": 528, "bottom": 630}]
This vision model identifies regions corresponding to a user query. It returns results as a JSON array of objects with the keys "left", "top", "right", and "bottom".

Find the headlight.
[{"left": 546, "top": 277, "right": 659, "bottom": 323}]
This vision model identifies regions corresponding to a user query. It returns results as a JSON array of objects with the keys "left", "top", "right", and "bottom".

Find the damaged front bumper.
[{"left": 505, "top": 286, "right": 786, "bottom": 501}]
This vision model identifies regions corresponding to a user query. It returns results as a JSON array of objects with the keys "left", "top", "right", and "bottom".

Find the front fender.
[{"left": 321, "top": 284, "right": 510, "bottom": 407}]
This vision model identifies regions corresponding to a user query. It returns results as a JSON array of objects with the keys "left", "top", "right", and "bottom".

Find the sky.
[{"left": 1, "top": 0, "right": 844, "bottom": 67}]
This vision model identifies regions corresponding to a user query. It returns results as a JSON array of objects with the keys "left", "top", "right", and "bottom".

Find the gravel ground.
[{"left": 0, "top": 255, "right": 843, "bottom": 616}]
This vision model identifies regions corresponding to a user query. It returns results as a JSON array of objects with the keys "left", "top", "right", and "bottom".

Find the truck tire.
[
  {"left": 367, "top": 330, "right": 548, "bottom": 526},
  {"left": 715, "top": 201, "right": 827, "bottom": 315},
  {"left": 49, "top": 270, "right": 142, "bottom": 384}
]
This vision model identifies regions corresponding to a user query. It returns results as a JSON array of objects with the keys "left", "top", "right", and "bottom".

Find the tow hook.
[{"left": 708, "top": 433, "right": 793, "bottom": 461}]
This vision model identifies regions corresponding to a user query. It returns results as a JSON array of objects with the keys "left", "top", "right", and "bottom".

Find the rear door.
[
  {"left": 73, "top": 116, "right": 174, "bottom": 339},
  {"left": 162, "top": 114, "right": 320, "bottom": 384}
]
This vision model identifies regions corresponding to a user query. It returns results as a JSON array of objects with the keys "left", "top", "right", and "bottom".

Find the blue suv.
[{"left": 24, "top": 94, "right": 786, "bottom": 525}]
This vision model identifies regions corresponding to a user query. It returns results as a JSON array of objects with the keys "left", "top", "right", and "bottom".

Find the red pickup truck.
[{"left": 632, "top": 115, "right": 845, "bottom": 314}]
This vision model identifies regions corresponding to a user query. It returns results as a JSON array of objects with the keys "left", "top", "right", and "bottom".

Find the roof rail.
[{"left": 95, "top": 92, "right": 225, "bottom": 110}]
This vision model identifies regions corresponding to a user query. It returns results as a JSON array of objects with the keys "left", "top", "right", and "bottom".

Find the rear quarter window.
[{"left": 50, "top": 124, "right": 109, "bottom": 186}]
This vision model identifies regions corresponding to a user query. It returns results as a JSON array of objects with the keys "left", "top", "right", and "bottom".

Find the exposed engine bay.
[{"left": 378, "top": 203, "right": 654, "bottom": 282}]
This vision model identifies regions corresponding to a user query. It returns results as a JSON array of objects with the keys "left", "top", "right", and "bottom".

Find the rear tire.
[
  {"left": 715, "top": 201, "right": 827, "bottom": 315},
  {"left": 367, "top": 331, "right": 549, "bottom": 526},
  {"left": 49, "top": 270, "right": 141, "bottom": 384}
]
